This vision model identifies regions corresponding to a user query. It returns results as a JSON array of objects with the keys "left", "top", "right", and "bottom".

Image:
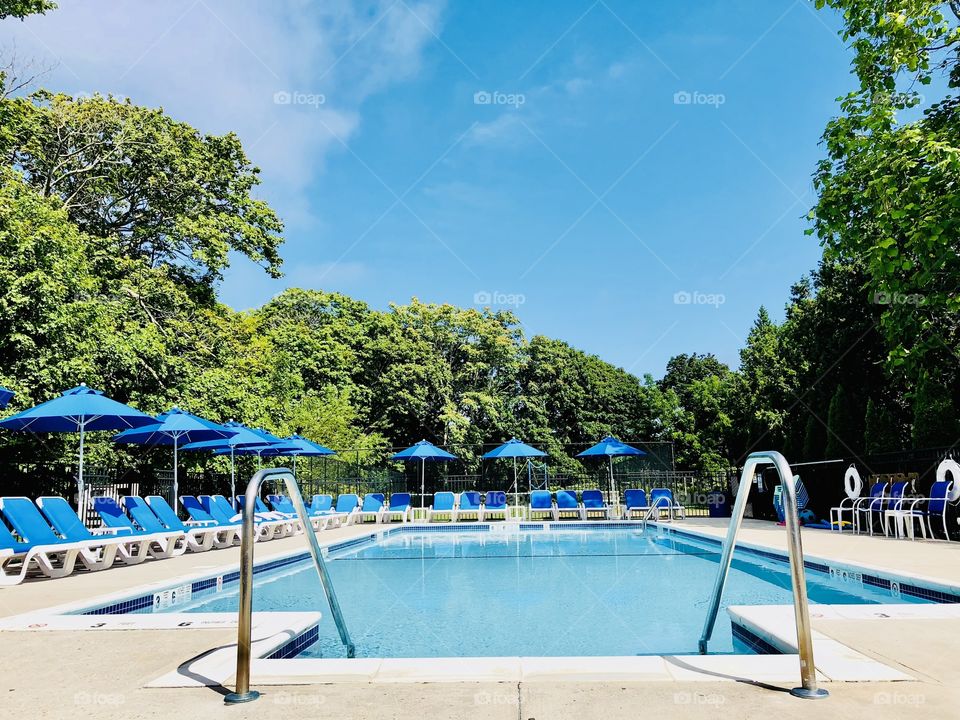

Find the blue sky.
[{"left": 6, "top": 0, "right": 853, "bottom": 376}]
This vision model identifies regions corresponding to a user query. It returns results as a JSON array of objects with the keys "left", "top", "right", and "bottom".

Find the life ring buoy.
[
  {"left": 936, "top": 458, "right": 960, "bottom": 502},
  {"left": 844, "top": 465, "right": 863, "bottom": 499}
]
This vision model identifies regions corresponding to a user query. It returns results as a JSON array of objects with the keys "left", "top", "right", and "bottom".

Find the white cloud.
[
  {"left": 464, "top": 113, "right": 526, "bottom": 147},
  {"left": 5, "top": 0, "right": 445, "bottom": 201},
  {"left": 5, "top": 1, "right": 444, "bottom": 308}
]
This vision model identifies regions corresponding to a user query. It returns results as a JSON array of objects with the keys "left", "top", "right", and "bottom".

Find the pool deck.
[{"left": 2, "top": 518, "right": 959, "bottom": 719}]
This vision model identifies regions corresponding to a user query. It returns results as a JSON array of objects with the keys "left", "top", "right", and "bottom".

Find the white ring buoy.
[
  {"left": 936, "top": 458, "right": 960, "bottom": 502},
  {"left": 844, "top": 465, "right": 863, "bottom": 499}
]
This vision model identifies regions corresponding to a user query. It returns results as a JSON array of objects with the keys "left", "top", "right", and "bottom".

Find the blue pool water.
[{"left": 124, "top": 528, "right": 930, "bottom": 658}]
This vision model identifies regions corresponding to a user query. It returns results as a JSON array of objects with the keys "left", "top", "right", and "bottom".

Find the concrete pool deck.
[{"left": 2, "top": 518, "right": 959, "bottom": 719}]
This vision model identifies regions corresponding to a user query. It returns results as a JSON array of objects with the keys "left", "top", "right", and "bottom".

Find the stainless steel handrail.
[
  {"left": 698, "top": 451, "right": 828, "bottom": 700},
  {"left": 225, "top": 468, "right": 355, "bottom": 705},
  {"left": 640, "top": 502, "right": 659, "bottom": 530}
]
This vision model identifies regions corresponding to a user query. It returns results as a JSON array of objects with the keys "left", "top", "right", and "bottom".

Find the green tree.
[
  {"left": 911, "top": 372, "right": 960, "bottom": 448},
  {"left": 864, "top": 396, "right": 902, "bottom": 454},
  {"left": 802, "top": 413, "right": 827, "bottom": 461},
  {"left": 811, "top": 1, "right": 960, "bottom": 382},
  {"left": 0, "top": 0, "right": 55, "bottom": 20},
  {"left": 825, "top": 384, "right": 861, "bottom": 457},
  {"left": 3, "top": 92, "right": 284, "bottom": 291},
  {"left": 733, "top": 307, "right": 795, "bottom": 457}
]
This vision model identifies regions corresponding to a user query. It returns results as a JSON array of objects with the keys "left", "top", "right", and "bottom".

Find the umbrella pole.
[
  {"left": 609, "top": 456, "right": 616, "bottom": 516},
  {"left": 293, "top": 454, "right": 297, "bottom": 475},
  {"left": 230, "top": 446, "right": 236, "bottom": 509},
  {"left": 513, "top": 457, "right": 518, "bottom": 516},
  {"left": 421, "top": 458, "right": 426, "bottom": 511},
  {"left": 77, "top": 422, "right": 86, "bottom": 509},
  {"left": 173, "top": 438, "right": 179, "bottom": 510}
]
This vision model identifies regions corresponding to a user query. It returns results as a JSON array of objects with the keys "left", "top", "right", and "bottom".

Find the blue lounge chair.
[
  {"left": 651, "top": 488, "right": 685, "bottom": 521},
  {"left": 0, "top": 497, "right": 120, "bottom": 580},
  {"left": 310, "top": 494, "right": 333, "bottom": 514},
  {"left": 904, "top": 480, "right": 956, "bottom": 540},
  {"left": 853, "top": 480, "right": 887, "bottom": 535},
  {"left": 528, "top": 490, "right": 556, "bottom": 521},
  {"left": 581, "top": 489, "right": 611, "bottom": 519},
  {"left": 482, "top": 491, "right": 509, "bottom": 521},
  {"left": 267, "top": 494, "right": 340, "bottom": 530},
  {"left": 234, "top": 495, "right": 287, "bottom": 522},
  {"left": 879, "top": 481, "right": 910, "bottom": 537},
  {"left": 334, "top": 493, "right": 361, "bottom": 525},
  {"left": 555, "top": 490, "right": 584, "bottom": 520},
  {"left": 0, "top": 519, "right": 84, "bottom": 585},
  {"left": 457, "top": 491, "right": 482, "bottom": 521},
  {"left": 382, "top": 493, "right": 411, "bottom": 523},
  {"left": 622, "top": 489, "right": 651, "bottom": 519},
  {"left": 122, "top": 496, "right": 220, "bottom": 553},
  {"left": 92, "top": 497, "right": 188, "bottom": 558},
  {"left": 37, "top": 495, "right": 153, "bottom": 564},
  {"left": 0, "top": 523, "right": 37, "bottom": 585},
  {"left": 202, "top": 494, "right": 293, "bottom": 539},
  {"left": 427, "top": 491, "right": 457, "bottom": 522},
  {"left": 181, "top": 495, "right": 246, "bottom": 545},
  {"left": 356, "top": 493, "right": 386, "bottom": 524},
  {"left": 148, "top": 495, "right": 236, "bottom": 549}
]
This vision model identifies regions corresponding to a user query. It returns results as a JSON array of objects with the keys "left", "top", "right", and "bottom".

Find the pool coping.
[{"left": 2, "top": 520, "right": 957, "bottom": 686}]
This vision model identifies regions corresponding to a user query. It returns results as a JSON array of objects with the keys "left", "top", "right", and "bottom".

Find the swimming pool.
[{"left": 84, "top": 525, "right": 940, "bottom": 659}]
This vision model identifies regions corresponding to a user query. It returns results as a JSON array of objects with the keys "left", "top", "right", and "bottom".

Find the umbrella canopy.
[
  {"left": 391, "top": 440, "right": 458, "bottom": 509},
  {"left": 114, "top": 408, "right": 234, "bottom": 506},
  {"left": 182, "top": 421, "right": 273, "bottom": 502},
  {"left": 576, "top": 436, "right": 646, "bottom": 459},
  {"left": 577, "top": 436, "right": 646, "bottom": 511},
  {"left": 0, "top": 386, "right": 14, "bottom": 409},
  {"left": 0, "top": 384, "right": 155, "bottom": 499},
  {"left": 259, "top": 433, "right": 335, "bottom": 474},
  {"left": 182, "top": 421, "right": 270, "bottom": 452},
  {"left": 482, "top": 438, "right": 547, "bottom": 510},
  {"left": 391, "top": 439, "right": 457, "bottom": 462},
  {"left": 482, "top": 437, "right": 547, "bottom": 459},
  {"left": 280, "top": 434, "right": 336, "bottom": 457}
]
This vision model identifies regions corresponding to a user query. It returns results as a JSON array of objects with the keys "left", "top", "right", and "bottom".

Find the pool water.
[{"left": 135, "top": 528, "right": 927, "bottom": 658}]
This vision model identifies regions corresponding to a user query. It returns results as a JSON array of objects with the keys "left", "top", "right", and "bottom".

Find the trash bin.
[{"left": 708, "top": 488, "right": 731, "bottom": 518}]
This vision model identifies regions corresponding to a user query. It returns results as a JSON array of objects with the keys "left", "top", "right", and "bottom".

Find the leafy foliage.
[{"left": 0, "top": 0, "right": 55, "bottom": 20}]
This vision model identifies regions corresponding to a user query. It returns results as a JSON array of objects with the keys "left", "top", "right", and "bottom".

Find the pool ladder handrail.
[
  {"left": 225, "top": 467, "right": 355, "bottom": 705},
  {"left": 698, "top": 451, "right": 828, "bottom": 700},
  {"left": 639, "top": 501, "right": 660, "bottom": 530}
]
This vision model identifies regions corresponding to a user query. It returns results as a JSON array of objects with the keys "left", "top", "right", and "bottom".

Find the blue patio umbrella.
[
  {"left": 183, "top": 421, "right": 272, "bottom": 502},
  {"left": 212, "top": 427, "right": 293, "bottom": 472},
  {"left": 391, "top": 440, "right": 458, "bottom": 508},
  {"left": 0, "top": 384, "right": 155, "bottom": 500},
  {"left": 114, "top": 408, "right": 234, "bottom": 506},
  {"left": 577, "top": 436, "right": 646, "bottom": 508},
  {"left": 482, "top": 438, "right": 547, "bottom": 509},
  {"left": 264, "top": 434, "right": 336, "bottom": 474},
  {"left": 0, "top": 386, "right": 14, "bottom": 409}
]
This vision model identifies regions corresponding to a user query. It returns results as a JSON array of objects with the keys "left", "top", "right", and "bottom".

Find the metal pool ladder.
[
  {"left": 698, "top": 451, "right": 828, "bottom": 700},
  {"left": 225, "top": 467, "right": 355, "bottom": 705}
]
